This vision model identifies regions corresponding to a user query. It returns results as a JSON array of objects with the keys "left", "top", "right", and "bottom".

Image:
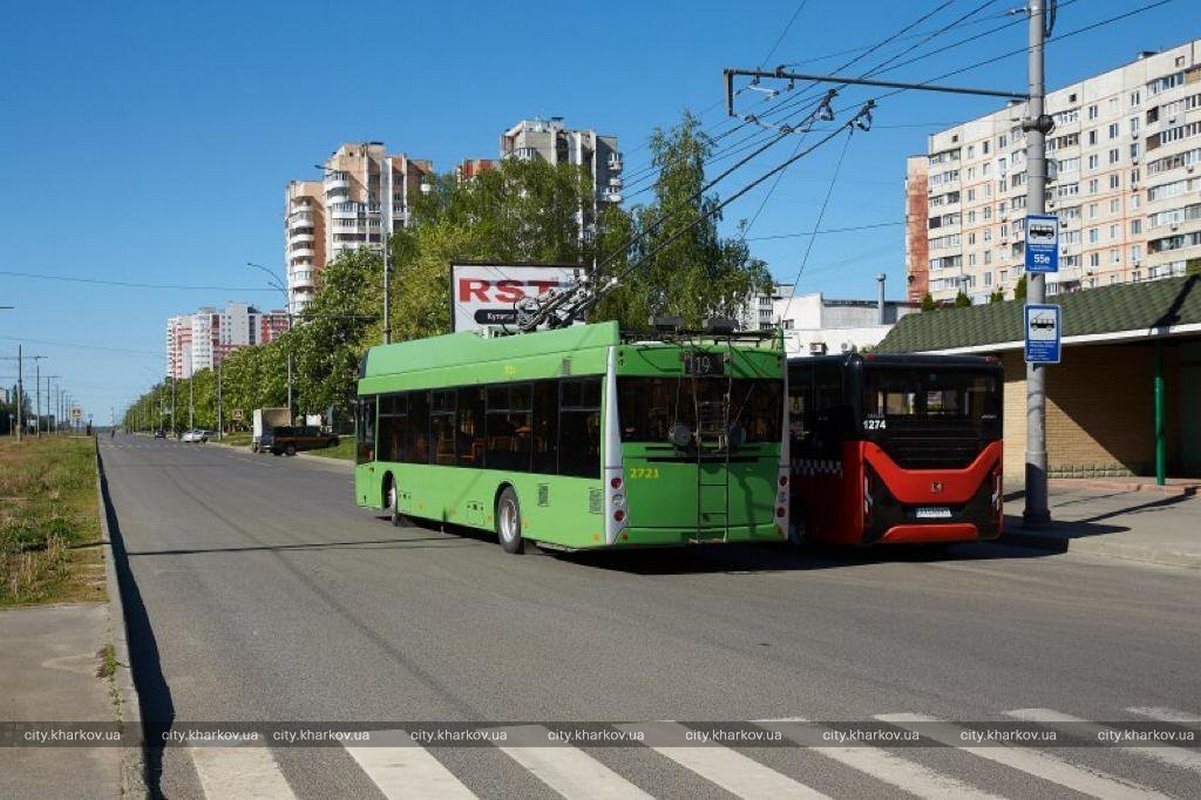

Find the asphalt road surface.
[{"left": 99, "top": 436, "right": 1201, "bottom": 799}]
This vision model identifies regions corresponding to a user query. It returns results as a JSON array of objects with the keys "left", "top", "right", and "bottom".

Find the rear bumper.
[{"left": 615, "top": 524, "right": 787, "bottom": 547}]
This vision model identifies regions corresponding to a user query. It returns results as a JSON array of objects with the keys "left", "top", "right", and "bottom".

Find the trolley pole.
[
  {"left": 1023, "top": 0, "right": 1052, "bottom": 528},
  {"left": 16, "top": 344, "right": 22, "bottom": 442}
]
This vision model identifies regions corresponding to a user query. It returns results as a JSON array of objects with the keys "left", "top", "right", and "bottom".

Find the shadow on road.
[{"left": 98, "top": 451, "right": 174, "bottom": 800}]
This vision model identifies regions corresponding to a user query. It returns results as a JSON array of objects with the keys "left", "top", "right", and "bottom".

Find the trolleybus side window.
[
  {"left": 378, "top": 393, "right": 406, "bottom": 462},
  {"left": 356, "top": 396, "right": 377, "bottom": 465},
  {"left": 431, "top": 390, "right": 457, "bottom": 466},
  {"left": 457, "top": 387, "right": 485, "bottom": 466},
  {"left": 559, "top": 378, "right": 601, "bottom": 478},
  {"left": 407, "top": 391, "right": 430, "bottom": 464},
  {"left": 532, "top": 381, "right": 559, "bottom": 475},
  {"left": 486, "top": 384, "right": 532, "bottom": 472},
  {"left": 788, "top": 365, "right": 815, "bottom": 456}
]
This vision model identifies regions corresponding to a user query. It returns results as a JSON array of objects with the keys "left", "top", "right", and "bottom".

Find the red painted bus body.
[{"left": 788, "top": 354, "right": 1004, "bottom": 547}]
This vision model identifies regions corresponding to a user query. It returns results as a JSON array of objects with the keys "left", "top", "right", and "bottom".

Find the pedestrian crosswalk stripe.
[
  {"left": 757, "top": 718, "right": 1003, "bottom": 800},
  {"left": 1127, "top": 706, "right": 1201, "bottom": 730},
  {"left": 191, "top": 745, "right": 296, "bottom": 800},
  {"left": 343, "top": 731, "right": 477, "bottom": 799},
  {"left": 876, "top": 713, "right": 1171, "bottom": 800},
  {"left": 1006, "top": 708, "right": 1201, "bottom": 775},
  {"left": 615, "top": 721, "right": 831, "bottom": 800},
  {"left": 497, "top": 726, "right": 653, "bottom": 799}
]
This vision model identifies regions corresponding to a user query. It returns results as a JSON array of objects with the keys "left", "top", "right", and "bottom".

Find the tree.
[
  {"left": 592, "top": 110, "right": 773, "bottom": 329},
  {"left": 1014, "top": 274, "right": 1028, "bottom": 301},
  {"left": 291, "top": 249, "right": 380, "bottom": 421},
  {"left": 954, "top": 291, "right": 971, "bottom": 308},
  {"left": 389, "top": 157, "right": 601, "bottom": 341},
  {"left": 988, "top": 290, "right": 1005, "bottom": 303},
  {"left": 920, "top": 292, "right": 936, "bottom": 312}
]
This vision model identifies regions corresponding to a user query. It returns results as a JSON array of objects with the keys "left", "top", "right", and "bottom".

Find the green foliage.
[
  {"left": 1186, "top": 257, "right": 1201, "bottom": 276},
  {"left": 1014, "top": 274, "right": 1028, "bottom": 301},
  {"left": 954, "top": 291, "right": 971, "bottom": 308},
  {"left": 593, "top": 111, "right": 772, "bottom": 328},
  {"left": 988, "top": 290, "right": 1005, "bottom": 303},
  {"left": 920, "top": 292, "right": 936, "bottom": 312}
]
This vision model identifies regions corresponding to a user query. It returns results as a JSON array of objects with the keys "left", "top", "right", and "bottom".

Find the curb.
[
  {"left": 1002, "top": 525, "right": 1200, "bottom": 569},
  {"left": 1047, "top": 479, "right": 1199, "bottom": 497},
  {"left": 94, "top": 439, "right": 147, "bottom": 797}
]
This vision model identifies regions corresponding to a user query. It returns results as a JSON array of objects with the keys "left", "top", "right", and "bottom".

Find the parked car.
[
  {"left": 181, "top": 429, "right": 209, "bottom": 443},
  {"left": 263, "top": 426, "right": 339, "bottom": 456},
  {"left": 153, "top": 428, "right": 166, "bottom": 439}
]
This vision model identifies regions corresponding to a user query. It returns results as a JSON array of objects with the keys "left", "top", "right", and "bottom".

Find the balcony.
[
  {"left": 290, "top": 270, "right": 316, "bottom": 290},
  {"left": 608, "top": 154, "right": 623, "bottom": 173},
  {"left": 289, "top": 246, "right": 315, "bottom": 259},
  {"left": 289, "top": 210, "right": 314, "bottom": 225},
  {"left": 288, "top": 232, "right": 315, "bottom": 247},
  {"left": 323, "top": 171, "right": 351, "bottom": 190}
]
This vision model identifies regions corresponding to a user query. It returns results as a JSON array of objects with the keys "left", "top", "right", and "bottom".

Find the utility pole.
[
  {"left": 44, "top": 375, "right": 59, "bottom": 434},
  {"left": 16, "top": 344, "right": 22, "bottom": 441},
  {"left": 216, "top": 355, "right": 223, "bottom": 441},
  {"left": 382, "top": 157, "right": 392, "bottom": 345},
  {"left": 172, "top": 374, "right": 177, "bottom": 436},
  {"left": 1023, "top": 0, "right": 1052, "bottom": 528},
  {"left": 189, "top": 376, "right": 194, "bottom": 430},
  {"left": 31, "top": 356, "right": 46, "bottom": 437}
]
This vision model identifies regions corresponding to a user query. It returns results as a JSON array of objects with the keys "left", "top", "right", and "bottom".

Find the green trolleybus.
[{"left": 354, "top": 321, "right": 789, "bottom": 553}]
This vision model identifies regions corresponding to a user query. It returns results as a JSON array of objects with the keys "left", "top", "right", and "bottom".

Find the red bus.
[{"left": 787, "top": 353, "right": 1004, "bottom": 547}]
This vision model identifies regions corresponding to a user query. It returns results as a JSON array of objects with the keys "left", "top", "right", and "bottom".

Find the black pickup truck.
[{"left": 260, "top": 426, "right": 339, "bottom": 456}]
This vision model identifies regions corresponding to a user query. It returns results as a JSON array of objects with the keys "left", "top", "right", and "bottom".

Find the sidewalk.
[
  {"left": 1003, "top": 478, "right": 1201, "bottom": 568},
  {"left": 0, "top": 604, "right": 122, "bottom": 799}
]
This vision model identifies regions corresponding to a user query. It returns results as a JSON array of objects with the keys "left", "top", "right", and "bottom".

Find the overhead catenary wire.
[
  {"left": 564, "top": 103, "right": 876, "bottom": 326},
  {"left": 780, "top": 129, "right": 856, "bottom": 322}
]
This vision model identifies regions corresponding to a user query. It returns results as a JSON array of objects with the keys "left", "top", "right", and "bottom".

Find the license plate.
[{"left": 915, "top": 506, "right": 952, "bottom": 520}]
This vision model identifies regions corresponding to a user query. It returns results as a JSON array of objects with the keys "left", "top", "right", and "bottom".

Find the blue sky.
[{"left": 0, "top": 0, "right": 1194, "bottom": 419}]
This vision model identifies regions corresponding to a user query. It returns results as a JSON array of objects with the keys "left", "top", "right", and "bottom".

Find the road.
[{"left": 99, "top": 436, "right": 1201, "bottom": 799}]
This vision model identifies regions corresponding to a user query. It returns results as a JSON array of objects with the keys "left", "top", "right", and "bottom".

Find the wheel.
[
  {"left": 386, "top": 477, "right": 404, "bottom": 527},
  {"left": 284, "top": 443, "right": 297, "bottom": 456},
  {"left": 271, "top": 448, "right": 281, "bottom": 456},
  {"left": 495, "top": 486, "right": 525, "bottom": 554}
]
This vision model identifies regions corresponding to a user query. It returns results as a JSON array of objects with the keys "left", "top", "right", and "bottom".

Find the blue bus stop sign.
[
  {"left": 1025, "top": 214, "right": 1059, "bottom": 273},
  {"left": 1025, "top": 304, "right": 1061, "bottom": 364}
]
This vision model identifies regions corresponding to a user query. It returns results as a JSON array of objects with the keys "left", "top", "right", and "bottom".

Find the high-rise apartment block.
[
  {"left": 285, "top": 142, "right": 433, "bottom": 314},
  {"left": 907, "top": 40, "right": 1201, "bottom": 304},
  {"left": 500, "top": 118, "right": 623, "bottom": 204},
  {"left": 166, "top": 302, "right": 288, "bottom": 379}
]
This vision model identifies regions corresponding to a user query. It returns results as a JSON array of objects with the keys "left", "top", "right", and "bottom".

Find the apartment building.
[
  {"left": 500, "top": 118, "right": 623, "bottom": 205},
  {"left": 456, "top": 158, "right": 497, "bottom": 182},
  {"left": 166, "top": 303, "right": 289, "bottom": 379},
  {"left": 907, "top": 40, "right": 1201, "bottom": 304},
  {"left": 284, "top": 142, "right": 434, "bottom": 314}
]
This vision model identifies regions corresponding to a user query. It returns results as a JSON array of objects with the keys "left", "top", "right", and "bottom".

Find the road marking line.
[
  {"left": 1127, "top": 707, "right": 1201, "bottom": 730},
  {"left": 757, "top": 718, "right": 1002, "bottom": 799},
  {"left": 876, "top": 713, "right": 1170, "bottom": 800},
  {"left": 343, "top": 731, "right": 477, "bottom": 799},
  {"left": 1006, "top": 708, "right": 1201, "bottom": 774},
  {"left": 615, "top": 721, "right": 830, "bottom": 799},
  {"left": 497, "top": 726, "right": 652, "bottom": 799},
  {"left": 191, "top": 745, "right": 296, "bottom": 799}
]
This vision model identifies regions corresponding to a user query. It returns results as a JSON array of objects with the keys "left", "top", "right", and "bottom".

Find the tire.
[
  {"left": 495, "top": 486, "right": 525, "bottom": 554},
  {"left": 271, "top": 448, "right": 281, "bottom": 456},
  {"left": 386, "top": 477, "right": 404, "bottom": 527},
  {"left": 284, "top": 443, "right": 297, "bottom": 456}
]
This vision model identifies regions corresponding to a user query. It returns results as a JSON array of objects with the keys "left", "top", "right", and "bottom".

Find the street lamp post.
[{"left": 247, "top": 262, "right": 293, "bottom": 423}]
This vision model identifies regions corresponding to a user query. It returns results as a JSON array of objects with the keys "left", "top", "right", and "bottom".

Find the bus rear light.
[
  {"left": 614, "top": 509, "right": 626, "bottom": 522},
  {"left": 776, "top": 506, "right": 786, "bottom": 519},
  {"left": 612, "top": 493, "right": 625, "bottom": 507},
  {"left": 611, "top": 476, "right": 622, "bottom": 489},
  {"left": 778, "top": 474, "right": 788, "bottom": 487}
]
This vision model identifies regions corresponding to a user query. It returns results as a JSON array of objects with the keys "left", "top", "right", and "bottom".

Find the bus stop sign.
[
  {"left": 1025, "top": 213, "right": 1059, "bottom": 273},
  {"left": 1025, "top": 303, "right": 1061, "bottom": 364}
]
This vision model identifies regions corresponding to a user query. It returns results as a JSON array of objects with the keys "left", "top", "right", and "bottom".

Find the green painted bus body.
[{"left": 354, "top": 321, "right": 786, "bottom": 549}]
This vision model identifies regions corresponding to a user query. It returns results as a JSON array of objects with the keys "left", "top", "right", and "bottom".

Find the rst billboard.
[{"left": 449, "top": 262, "right": 579, "bottom": 332}]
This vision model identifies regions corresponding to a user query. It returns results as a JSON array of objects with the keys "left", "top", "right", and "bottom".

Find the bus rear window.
[
  {"left": 863, "top": 368, "right": 1000, "bottom": 421},
  {"left": 617, "top": 378, "right": 782, "bottom": 444}
]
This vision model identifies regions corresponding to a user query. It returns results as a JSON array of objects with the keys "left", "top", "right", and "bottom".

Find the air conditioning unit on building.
[{"left": 809, "top": 342, "right": 827, "bottom": 355}]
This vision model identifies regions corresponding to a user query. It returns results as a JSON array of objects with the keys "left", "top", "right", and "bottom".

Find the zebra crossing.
[{"left": 171, "top": 705, "right": 1200, "bottom": 799}]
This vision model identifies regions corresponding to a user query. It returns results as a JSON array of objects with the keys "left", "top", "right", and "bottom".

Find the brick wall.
[{"left": 998, "top": 342, "right": 1180, "bottom": 480}]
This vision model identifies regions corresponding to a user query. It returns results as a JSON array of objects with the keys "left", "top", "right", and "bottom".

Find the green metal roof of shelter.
[{"left": 877, "top": 275, "right": 1201, "bottom": 354}]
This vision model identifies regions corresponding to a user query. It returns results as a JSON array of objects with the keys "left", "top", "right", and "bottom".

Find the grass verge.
[
  {"left": 306, "top": 438, "right": 355, "bottom": 460},
  {"left": 0, "top": 436, "right": 105, "bottom": 606}
]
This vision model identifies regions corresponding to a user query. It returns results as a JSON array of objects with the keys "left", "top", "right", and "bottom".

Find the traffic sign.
[
  {"left": 70, "top": 406, "right": 83, "bottom": 421},
  {"left": 1025, "top": 303, "right": 1061, "bottom": 364},
  {"left": 1025, "top": 213, "right": 1059, "bottom": 273},
  {"left": 232, "top": 409, "right": 243, "bottom": 421}
]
